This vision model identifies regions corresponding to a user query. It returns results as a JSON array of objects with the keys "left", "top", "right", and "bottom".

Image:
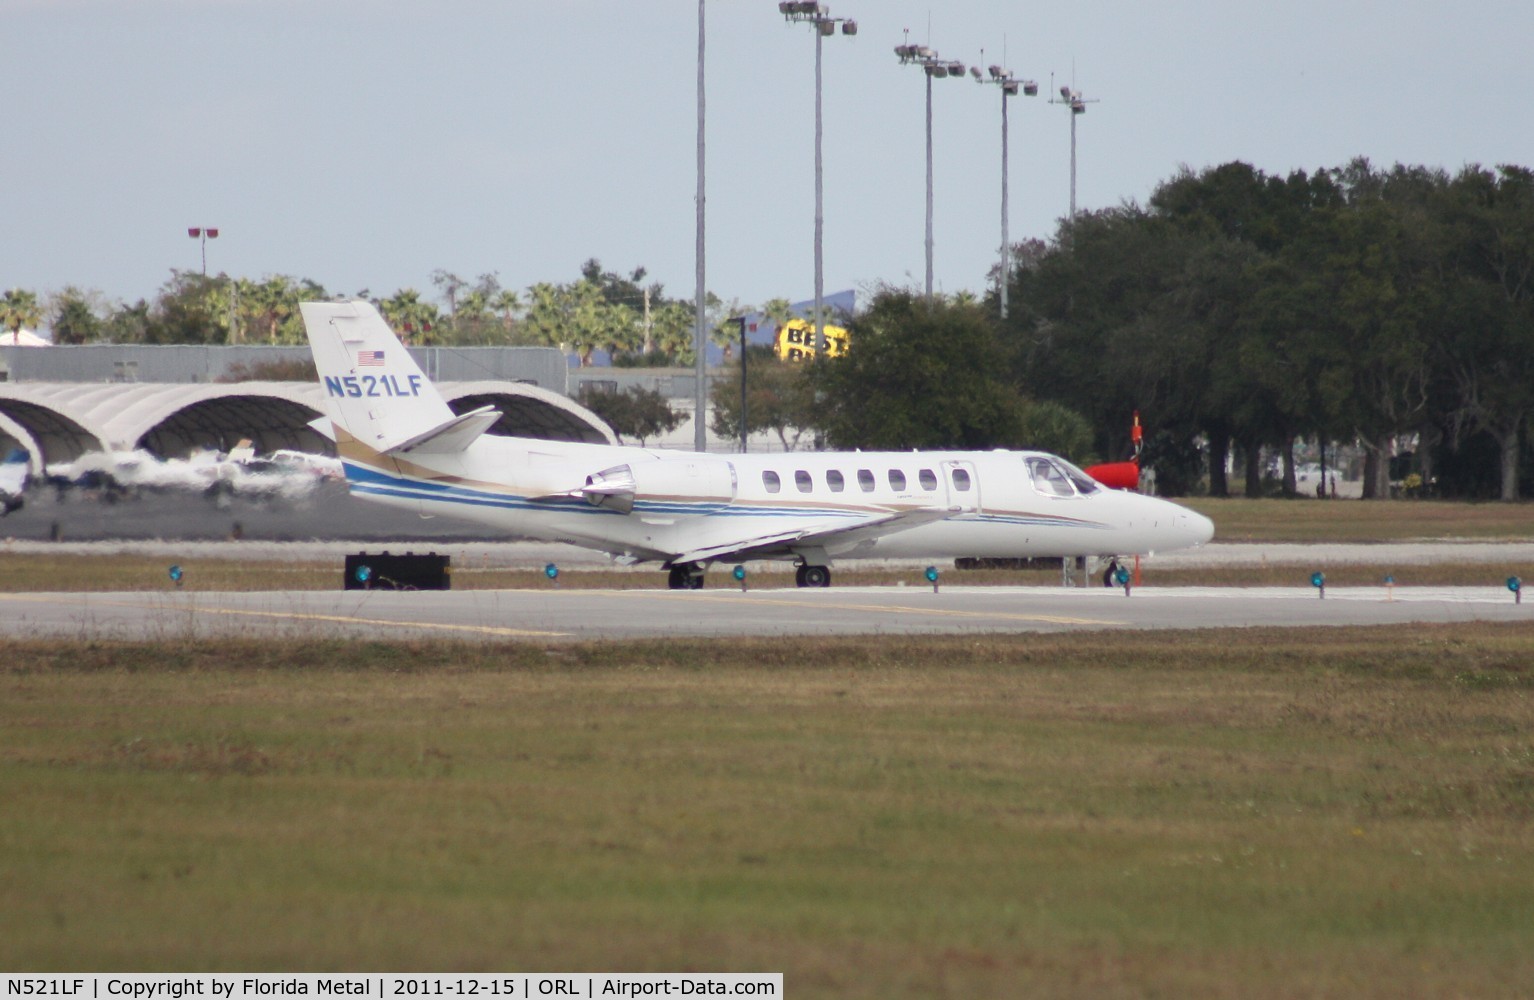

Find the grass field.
[
  {"left": 1187, "top": 497, "right": 1534, "bottom": 542},
  {"left": 3, "top": 628, "right": 1533, "bottom": 995}
]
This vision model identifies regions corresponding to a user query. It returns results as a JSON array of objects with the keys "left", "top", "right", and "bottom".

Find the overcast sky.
[{"left": 5, "top": 0, "right": 1532, "bottom": 313}]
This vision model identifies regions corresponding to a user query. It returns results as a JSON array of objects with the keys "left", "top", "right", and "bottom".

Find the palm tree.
[
  {"left": 48, "top": 287, "right": 102, "bottom": 344},
  {"left": 1, "top": 288, "right": 42, "bottom": 344},
  {"left": 249, "top": 275, "right": 296, "bottom": 343},
  {"left": 488, "top": 289, "right": 521, "bottom": 335},
  {"left": 382, "top": 288, "right": 440, "bottom": 344},
  {"left": 651, "top": 301, "right": 697, "bottom": 365}
]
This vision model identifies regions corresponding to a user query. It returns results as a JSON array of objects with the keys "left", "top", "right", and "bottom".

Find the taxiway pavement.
[{"left": 0, "top": 584, "right": 1527, "bottom": 642}]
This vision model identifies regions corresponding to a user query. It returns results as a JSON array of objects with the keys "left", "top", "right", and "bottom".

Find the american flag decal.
[{"left": 357, "top": 350, "right": 385, "bottom": 366}]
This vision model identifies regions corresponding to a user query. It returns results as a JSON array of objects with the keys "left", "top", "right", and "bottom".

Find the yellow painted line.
[
  {"left": 594, "top": 589, "right": 1123, "bottom": 627},
  {"left": 177, "top": 604, "right": 571, "bottom": 639},
  {"left": 0, "top": 593, "right": 569, "bottom": 639}
]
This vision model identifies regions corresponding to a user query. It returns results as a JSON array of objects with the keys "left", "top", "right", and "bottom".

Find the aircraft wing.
[{"left": 670, "top": 505, "right": 957, "bottom": 566}]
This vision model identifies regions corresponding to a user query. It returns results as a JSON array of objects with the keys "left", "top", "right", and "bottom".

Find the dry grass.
[{"left": 3, "top": 626, "right": 1533, "bottom": 995}]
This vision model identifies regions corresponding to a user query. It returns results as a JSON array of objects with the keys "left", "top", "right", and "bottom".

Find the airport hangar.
[{"left": 0, "top": 343, "right": 616, "bottom": 473}]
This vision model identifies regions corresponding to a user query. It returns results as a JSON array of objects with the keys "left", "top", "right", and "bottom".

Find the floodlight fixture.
[
  {"left": 1049, "top": 76, "right": 1100, "bottom": 219},
  {"left": 780, "top": 0, "right": 858, "bottom": 355},
  {"left": 894, "top": 29, "right": 966, "bottom": 297},
  {"left": 187, "top": 226, "right": 220, "bottom": 276},
  {"left": 970, "top": 51, "right": 1039, "bottom": 319}
]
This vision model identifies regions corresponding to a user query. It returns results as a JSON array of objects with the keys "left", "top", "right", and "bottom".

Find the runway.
[{"left": 0, "top": 583, "right": 1527, "bottom": 642}]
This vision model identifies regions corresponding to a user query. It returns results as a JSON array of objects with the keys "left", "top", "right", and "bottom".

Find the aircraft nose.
[{"left": 1182, "top": 510, "right": 1215, "bottom": 546}]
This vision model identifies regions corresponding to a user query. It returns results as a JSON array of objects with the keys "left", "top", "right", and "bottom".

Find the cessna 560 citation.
[{"left": 302, "top": 300, "right": 1213, "bottom": 589}]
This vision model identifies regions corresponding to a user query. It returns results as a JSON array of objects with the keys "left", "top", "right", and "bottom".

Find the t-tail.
[{"left": 299, "top": 300, "right": 501, "bottom": 460}]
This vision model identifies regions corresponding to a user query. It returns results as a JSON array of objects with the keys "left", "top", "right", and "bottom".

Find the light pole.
[
  {"left": 1049, "top": 79, "right": 1098, "bottom": 220},
  {"left": 895, "top": 37, "right": 967, "bottom": 298},
  {"left": 694, "top": 0, "right": 708, "bottom": 453},
  {"left": 970, "top": 60, "right": 1037, "bottom": 317},
  {"left": 779, "top": 2, "right": 857, "bottom": 354},
  {"left": 187, "top": 227, "right": 219, "bottom": 276},
  {"left": 730, "top": 315, "right": 748, "bottom": 452}
]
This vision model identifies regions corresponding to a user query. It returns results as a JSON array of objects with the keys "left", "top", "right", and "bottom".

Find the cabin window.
[
  {"left": 763, "top": 470, "right": 782, "bottom": 494},
  {"left": 795, "top": 470, "right": 814, "bottom": 493},
  {"left": 888, "top": 469, "right": 907, "bottom": 491},
  {"left": 827, "top": 470, "right": 846, "bottom": 492},
  {"left": 951, "top": 468, "right": 972, "bottom": 492},
  {"left": 857, "top": 469, "right": 876, "bottom": 492},
  {"left": 918, "top": 468, "right": 938, "bottom": 491},
  {"left": 1027, "top": 457, "right": 1076, "bottom": 497}
]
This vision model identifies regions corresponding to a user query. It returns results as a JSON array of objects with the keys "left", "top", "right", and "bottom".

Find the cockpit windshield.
[
  {"left": 1026, "top": 456, "right": 1101, "bottom": 498},
  {"left": 1057, "top": 458, "right": 1102, "bottom": 496}
]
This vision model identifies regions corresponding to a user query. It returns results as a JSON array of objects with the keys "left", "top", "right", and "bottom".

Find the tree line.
[
  {"left": 1004, "top": 158, "right": 1534, "bottom": 500},
  {"left": 1, "top": 259, "right": 759, "bottom": 367}
]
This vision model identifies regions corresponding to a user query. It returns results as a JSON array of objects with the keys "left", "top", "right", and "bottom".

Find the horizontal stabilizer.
[
  {"left": 307, "top": 415, "right": 336, "bottom": 442},
  {"left": 393, "top": 405, "right": 502, "bottom": 455}
]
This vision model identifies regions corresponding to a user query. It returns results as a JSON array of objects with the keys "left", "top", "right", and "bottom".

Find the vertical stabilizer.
[{"left": 300, "top": 300, "right": 459, "bottom": 454}]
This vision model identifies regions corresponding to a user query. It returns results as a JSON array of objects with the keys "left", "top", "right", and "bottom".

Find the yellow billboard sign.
[{"left": 774, "top": 318, "right": 849, "bottom": 361}]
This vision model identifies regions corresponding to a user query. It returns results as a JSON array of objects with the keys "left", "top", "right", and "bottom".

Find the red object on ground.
[{"left": 1085, "top": 460, "right": 1140, "bottom": 490}]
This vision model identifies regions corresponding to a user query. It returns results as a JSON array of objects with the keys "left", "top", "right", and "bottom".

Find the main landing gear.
[
  {"left": 795, "top": 564, "right": 832, "bottom": 588},
  {"left": 665, "top": 562, "right": 833, "bottom": 589},
  {"left": 667, "top": 563, "right": 705, "bottom": 590}
]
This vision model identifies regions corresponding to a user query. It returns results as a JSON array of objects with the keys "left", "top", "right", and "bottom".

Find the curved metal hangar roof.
[{"left": 0, "top": 381, "right": 615, "bottom": 471}]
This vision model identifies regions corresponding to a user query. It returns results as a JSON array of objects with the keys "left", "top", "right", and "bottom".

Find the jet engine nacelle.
[{"left": 581, "top": 459, "right": 735, "bottom": 518}]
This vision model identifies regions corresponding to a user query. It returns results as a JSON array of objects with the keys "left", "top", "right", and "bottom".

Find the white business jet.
[{"left": 301, "top": 300, "right": 1213, "bottom": 589}]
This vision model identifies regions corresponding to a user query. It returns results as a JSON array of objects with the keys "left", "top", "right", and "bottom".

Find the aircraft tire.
[{"left": 800, "top": 565, "right": 831, "bottom": 588}]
